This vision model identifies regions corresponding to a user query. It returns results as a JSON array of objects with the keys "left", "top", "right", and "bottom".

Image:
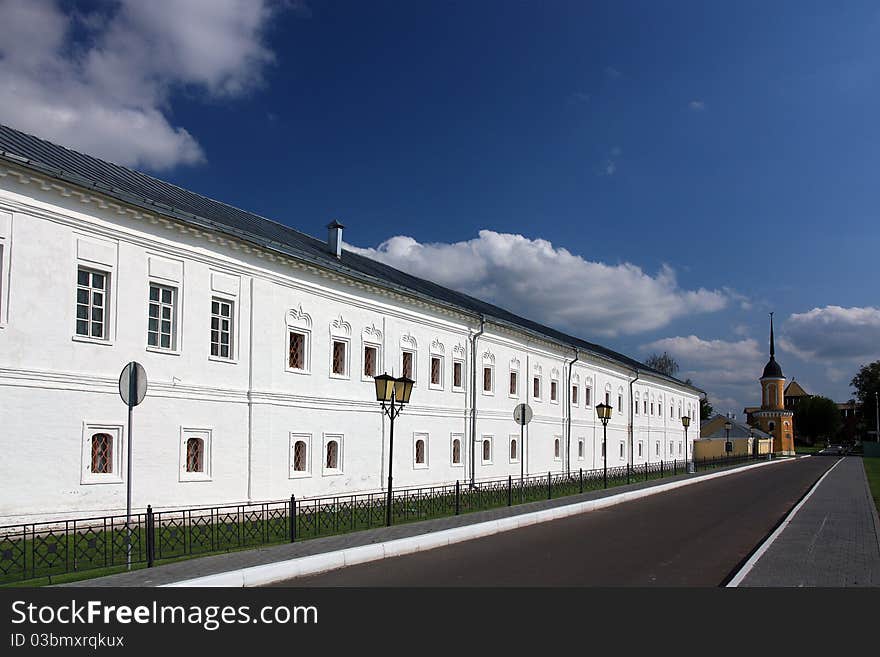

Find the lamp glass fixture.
[
  {"left": 373, "top": 373, "right": 395, "bottom": 403},
  {"left": 394, "top": 375, "right": 415, "bottom": 404},
  {"left": 596, "top": 402, "right": 613, "bottom": 421}
]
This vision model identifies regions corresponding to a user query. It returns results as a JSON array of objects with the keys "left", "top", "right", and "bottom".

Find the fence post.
[
  {"left": 455, "top": 480, "right": 460, "bottom": 515},
  {"left": 146, "top": 505, "right": 155, "bottom": 568},
  {"left": 674, "top": 459, "right": 677, "bottom": 476},
  {"left": 579, "top": 468, "right": 583, "bottom": 494},
  {"left": 289, "top": 494, "right": 297, "bottom": 543},
  {"left": 508, "top": 475, "right": 512, "bottom": 506},
  {"left": 627, "top": 463, "right": 631, "bottom": 485},
  {"left": 548, "top": 472, "right": 552, "bottom": 499}
]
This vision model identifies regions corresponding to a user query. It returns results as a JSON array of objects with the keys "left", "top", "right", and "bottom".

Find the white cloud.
[
  {"left": 641, "top": 335, "right": 766, "bottom": 415},
  {"left": 780, "top": 305, "right": 880, "bottom": 362},
  {"left": 349, "top": 230, "right": 728, "bottom": 338},
  {"left": 0, "top": 0, "right": 285, "bottom": 170},
  {"left": 688, "top": 100, "right": 705, "bottom": 111}
]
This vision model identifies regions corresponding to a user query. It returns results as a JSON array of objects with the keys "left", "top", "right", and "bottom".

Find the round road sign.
[
  {"left": 513, "top": 403, "right": 533, "bottom": 426},
  {"left": 119, "top": 361, "right": 148, "bottom": 407}
]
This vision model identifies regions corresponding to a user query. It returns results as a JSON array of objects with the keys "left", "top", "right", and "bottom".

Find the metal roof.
[{"left": 0, "top": 123, "right": 700, "bottom": 392}]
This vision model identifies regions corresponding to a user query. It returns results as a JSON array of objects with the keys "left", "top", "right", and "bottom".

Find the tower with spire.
[{"left": 751, "top": 313, "right": 795, "bottom": 455}]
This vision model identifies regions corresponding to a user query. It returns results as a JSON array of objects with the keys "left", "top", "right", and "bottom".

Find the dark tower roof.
[{"left": 761, "top": 312, "right": 784, "bottom": 379}]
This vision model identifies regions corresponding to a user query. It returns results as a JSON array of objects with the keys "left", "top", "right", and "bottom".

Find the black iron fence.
[{"left": 0, "top": 452, "right": 761, "bottom": 585}]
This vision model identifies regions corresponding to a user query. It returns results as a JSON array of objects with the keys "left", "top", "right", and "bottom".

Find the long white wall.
[{"left": 0, "top": 167, "right": 699, "bottom": 523}]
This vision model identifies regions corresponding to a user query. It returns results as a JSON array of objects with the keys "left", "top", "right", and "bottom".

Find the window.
[
  {"left": 452, "top": 436, "right": 462, "bottom": 465},
  {"left": 650, "top": 403, "right": 654, "bottom": 416},
  {"left": 481, "top": 437, "right": 492, "bottom": 464},
  {"left": 402, "top": 350, "right": 414, "bottom": 380},
  {"left": 326, "top": 440, "right": 340, "bottom": 470},
  {"left": 678, "top": 442, "right": 682, "bottom": 455},
  {"left": 670, "top": 405, "right": 674, "bottom": 418},
  {"left": 619, "top": 442, "right": 624, "bottom": 458},
  {"left": 414, "top": 435, "right": 427, "bottom": 468},
  {"left": 638, "top": 441, "right": 644, "bottom": 457},
  {"left": 91, "top": 433, "right": 113, "bottom": 474},
  {"left": 510, "top": 437, "right": 518, "bottom": 462},
  {"left": 331, "top": 339, "right": 348, "bottom": 376},
  {"left": 572, "top": 385, "right": 579, "bottom": 405},
  {"left": 578, "top": 439, "right": 584, "bottom": 459},
  {"left": 293, "top": 441, "right": 307, "bottom": 472},
  {"left": 210, "top": 298, "right": 234, "bottom": 359},
  {"left": 550, "top": 381, "right": 558, "bottom": 403},
  {"left": 533, "top": 377, "right": 541, "bottom": 400},
  {"left": 453, "top": 360, "right": 464, "bottom": 390},
  {"left": 483, "top": 366, "right": 493, "bottom": 393},
  {"left": 363, "top": 344, "right": 378, "bottom": 378},
  {"left": 554, "top": 438, "right": 560, "bottom": 460},
  {"left": 601, "top": 442, "right": 606, "bottom": 457},
  {"left": 669, "top": 441, "right": 674, "bottom": 455},
  {"left": 147, "top": 283, "right": 177, "bottom": 350},
  {"left": 81, "top": 425, "right": 123, "bottom": 484},
  {"left": 655, "top": 441, "right": 660, "bottom": 456},
  {"left": 644, "top": 400, "right": 648, "bottom": 414},
  {"left": 510, "top": 371, "right": 518, "bottom": 396},
  {"left": 430, "top": 356, "right": 442, "bottom": 387},
  {"left": 605, "top": 392, "right": 610, "bottom": 406},
  {"left": 768, "top": 421, "right": 775, "bottom": 432},
  {"left": 76, "top": 268, "right": 109, "bottom": 339},
  {"left": 635, "top": 397, "right": 640, "bottom": 415},
  {"left": 289, "top": 330, "right": 307, "bottom": 371},
  {"left": 185, "top": 437, "right": 204, "bottom": 473},
  {"left": 618, "top": 395, "right": 622, "bottom": 412},
  {"left": 585, "top": 387, "right": 591, "bottom": 407}
]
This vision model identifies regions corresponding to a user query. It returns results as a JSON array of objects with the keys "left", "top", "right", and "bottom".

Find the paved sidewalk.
[
  {"left": 60, "top": 463, "right": 738, "bottom": 587},
  {"left": 739, "top": 456, "right": 880, "bottom": 587}
]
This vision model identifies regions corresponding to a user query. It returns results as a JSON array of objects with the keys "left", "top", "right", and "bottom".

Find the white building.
[{"left": 0, "top": 124, "right": 700, "bottom": 524}]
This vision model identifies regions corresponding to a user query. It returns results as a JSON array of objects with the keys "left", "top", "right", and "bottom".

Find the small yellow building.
[{"left": 693, "top": 415, "right": 773, "bottom": 460}]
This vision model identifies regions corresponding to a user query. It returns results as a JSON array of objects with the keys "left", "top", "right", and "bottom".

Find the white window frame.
[
  {"left": 550, "top": 379, "right": 559, "bottom": 404},
  {"left": 450, "top": 433, "right": 464, "bottom": 467},
  {"left": 80, "top": 423, "right": 124, "bottom": 485},
  {"left": 619, "top": 442, "right": 625, "bottom": 459},
  {"left": 289, "top": 433, "right": 312, "bottom": 478},
  {"left": 429, "top": 354, "right": 444, "bottom": 390},
  {"left": 179, "top": 427, "right": 212, "bottom": 482},
  {"left": 452, "top": 359, "right": 465, "bottom": 393},
  {"left": 482, "top": 364, "right": 495, "bottom": 396},
  {"left": 553, "top": 437, "right": 561, "bottom": 461},
  {"left": 669, "top": 441, "right": 674, "bottom": 456},
  {"left": 74, "top": 265, "right": 112, "bottom": 344},
  {"left": 413, "top": 432, "right": 429, "bottom": 469},
  {"left": 584, "top": 386, "right": 592, "bottom": 407},
  {"left": 509, "top": 435, "right": 519, "bottom": 464},
  {"left": 578, "top": 439, "right": 585, "bottom": 460},
  {"left": 322, "top": 433, "right": 344, "bottom": 476},
  {"left": 533, "top": 375, "right": 542, "bottom": 401},
  {"left": 655, "top": 441, "right": 660, "bottom": 456},
  {"left": 286, "top": 328, "right": 312, "bottom": 375},
  {"left": 329, "top": 337, "right": 351, "bottom": 379},
  {"left": 638, "top": 441, "right": 644, "bottom": 458},
  {"left": 0, "top": 215, "right": 11, "bottom": 327},
  {"left": 209, "top": 295, "right": 236, "bottom": 362},
  {"left": 481, "top": 435, "right": 493, "bottom": 465},
  {"left": 401, "top": 349, "right": 417, "bottom": 383},
  {"left": 572, "top": 384, "right": 579, "bottom": 406},
  {"left": 361, "top": 342, "right": 381, "bottom": 381},
  {"left": 509, "top": 369, "right": 519, "bottom": 399},
  {"left": 146, "top": 281, "right": 179, "bottom": 354}
]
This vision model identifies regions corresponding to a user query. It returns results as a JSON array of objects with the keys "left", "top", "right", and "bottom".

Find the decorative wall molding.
[
  {"left": 362, "top": 323, "right": 382, "bottom": 341},
  {"left": 401, "top": 332, "right": 418, "bottom": 348},
  {"left": 481, "top": 349, "right": 495, "bottom": 364},
  {"left": 330, "top": 314, "right": 352, "bottom": 337},
  {"left": 286, "top": 303, "right": 312, "bottom": 329},
  {"left": 430, "top": 338, "right": 445, "bottom": 355}
]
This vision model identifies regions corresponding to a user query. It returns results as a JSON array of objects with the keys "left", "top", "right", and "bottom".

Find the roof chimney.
[{"left": 327, "top": 219, "right": 344, "bottom": 258}]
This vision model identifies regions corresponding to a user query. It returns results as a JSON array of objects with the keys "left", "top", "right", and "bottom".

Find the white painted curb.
[{"left": 163, "top": 457, "right": 801, "bottom": 587}]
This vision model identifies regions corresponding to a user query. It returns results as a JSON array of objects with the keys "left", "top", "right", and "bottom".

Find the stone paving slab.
[{"left": 740, "top": 456, "right": 880, "bottom": 587}]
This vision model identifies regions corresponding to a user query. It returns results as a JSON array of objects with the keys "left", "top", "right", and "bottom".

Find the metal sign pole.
[{"left": 126, "top": 362, "right": 136, "bottom": 570}]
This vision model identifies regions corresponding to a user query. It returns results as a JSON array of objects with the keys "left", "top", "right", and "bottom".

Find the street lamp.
[
  {"left": 749, "top": 426, "right": 756, "bottom": 458},
  {"left": 596, "top": 402, "right": 613, "bottom": 488},
  {"left": 374, "top": 372, "right": 414, "bottom": 526},
  {"left": 724, "top": 420, "right": 732, "bottom": 457},
  {"left": 681, "top": 414, "right": 691, "bottom": 472}
]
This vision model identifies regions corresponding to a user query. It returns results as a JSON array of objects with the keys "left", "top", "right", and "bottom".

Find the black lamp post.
[
  {"left": 681, "top": 414, "right": 691, "bottom": 468},
  {"left": 724, "top": 420, "right": 732, "bottom": 456},
  {"left": 596, "top": 402, "right": 613, "bottom": 488},
  {"left": 374, "top": 372, "right": 414, "bottom": 527}
]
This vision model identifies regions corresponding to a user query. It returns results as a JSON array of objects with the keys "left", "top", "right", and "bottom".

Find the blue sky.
[{"left": 2, "top": 0, "right": 879, "bottom": 414}]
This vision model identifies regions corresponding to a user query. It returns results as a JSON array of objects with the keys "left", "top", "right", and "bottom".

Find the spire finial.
[{"left": 769, "top": 312, "right": 775, "bottom": 358}]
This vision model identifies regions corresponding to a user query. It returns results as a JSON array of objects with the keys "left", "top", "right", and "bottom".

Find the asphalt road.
[{"left": 271, "top": 456, "right": 837, "bottom": 587}]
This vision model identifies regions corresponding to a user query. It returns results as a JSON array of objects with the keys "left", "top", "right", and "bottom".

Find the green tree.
[
  {"left": 794, "top": 396, "right": 842, "bottom": 445},
  {"left": 699, "top": 396, "right": 714, "bottom": 421},
  {"left": 851, "top": 361, "right": 880, "bottom": 440},
  {"left": 645, "top": 352, "right": 679, "bottom": 378}
]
